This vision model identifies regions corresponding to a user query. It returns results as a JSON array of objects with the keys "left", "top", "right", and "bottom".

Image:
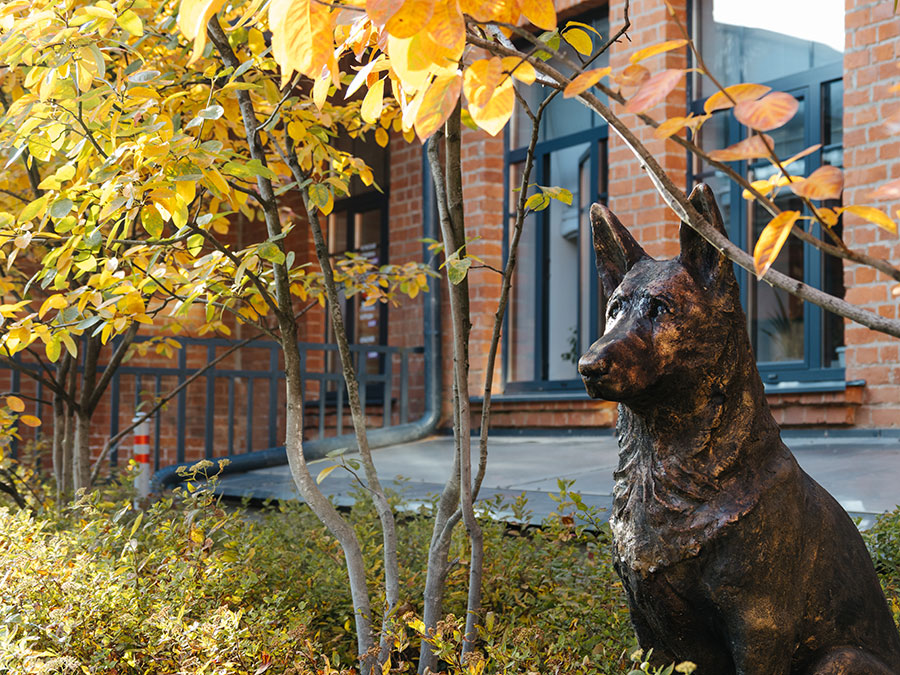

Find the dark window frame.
[
  {"left": 689, "top": 62, "right": 845, "bottom": 384},
  {"left": 503, "top": 123, "right": 610, "bottom": 393}
]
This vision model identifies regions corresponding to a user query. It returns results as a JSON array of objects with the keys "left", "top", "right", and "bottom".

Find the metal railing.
[{"left": 2, "top": 336, "right": 424, "bottom": 470}]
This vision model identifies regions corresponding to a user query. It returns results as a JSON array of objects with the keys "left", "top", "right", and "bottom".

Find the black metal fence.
[{"left": 2, "top": 336, "right": 424, "bottom": 471}]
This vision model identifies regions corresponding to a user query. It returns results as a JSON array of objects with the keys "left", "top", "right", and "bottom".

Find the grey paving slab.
[{"left": 215, "top": 432, "right": 900, "bottom": 528}]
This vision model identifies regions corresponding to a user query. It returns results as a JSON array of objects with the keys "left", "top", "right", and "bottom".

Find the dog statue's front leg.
[{"left": 724, "top": 602, "right": 795, "bottom": 675}]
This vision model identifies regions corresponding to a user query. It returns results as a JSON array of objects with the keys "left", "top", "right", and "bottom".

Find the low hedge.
[{"left": 0, "top": 468, "right": 897, "bottom": 674}]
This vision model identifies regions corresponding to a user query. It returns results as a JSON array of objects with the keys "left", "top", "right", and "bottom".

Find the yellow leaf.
[
  {"left": 501, "top": 57, "right": 535, "bottom": 85},
  {"left": 384, "top": 0, "right": 434, "bottom": 39},
  {"left": 313, "top": 70, "right": 330, "bottom": 110},
  {"left": 467, "top": 76, "right": 513, "bottom": 136},
  {"left": 463, "top": 58, "right": 503, "bottom": 109},
  {"left": 519, "top": 0, "right": 554, "bottom": 30},
  {"left": 5, "top": 395, "right": 25, "bottom": 412},
  {"left": 189, "top": 526, "right": 204, "bottom": 543},
  {"left": 270, "top": 0, "right": 333, "bottom": 84},
  {"left": 753, "top": 210, "right": 800, "bottom": 278},
  {"left": 361, "top": 78, "right": 385, "bottom": 123},
  {"left": 839, "top": 205, "right": 898, "bottom": 234},
  {"left": 426, "top": 0, "right": 465, "bottom": 68},
  {"left": 563, "top": 67, "right": 611, "bottom": 98},
  {"left": 178, "top": 0, "right": 226, "bottom": 65},
  {"left": 317, "top": 464, "right": 337, "bottom": 483},
  {"left": 38, "top": 294, "right": 67, "bottom": 319},
  {"left": 375, "top": 127, "right": 390, "bottom": 147},
  {"left": 19, "top": 414, "right": 41, "bottom": 428},
  {"left": 703, "top": 83, "right": 771, "bottom": 114},
  {"left": 415, "top": 72, "right": 462, "bottom": 141},
  {"left": 117, "top": 9, "right": 143, "bottom": 36},
  {"left": 563, "top": 28, "right": 592, "bottom": 56},
  {"left": 629, "top": 38, "right": 688, "bottom": 64},
  {"left": 653, "top": 113, "right": 710, "bottom": 140}
]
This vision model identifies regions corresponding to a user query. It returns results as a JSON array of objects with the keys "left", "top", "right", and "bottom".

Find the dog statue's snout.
[{"left": 578, "top": 352, "right": 608, "bottom": 380}]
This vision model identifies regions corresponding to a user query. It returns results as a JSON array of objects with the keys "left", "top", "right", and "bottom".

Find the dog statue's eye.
[
  {"left": 648, "top": 298, "right": 669, "bottom": 319},
  {"left": 607, "top": 299, "right": 622, "bottom": 318}
]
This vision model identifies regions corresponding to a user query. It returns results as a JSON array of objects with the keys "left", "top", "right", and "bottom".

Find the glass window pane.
[
  {"left": 508, "top": 213, "right": 537, "bottom": 382},
  {"left": 510, "top": 16, "right": 609, "bottom": 148},
  {"left": 546, "top": 142, "right": 590, "bottom": 380},
  {"left": 748, "top": 193, "right": 805, "bottom": 362},
  {"left": 695, "top": 0, "right": 843, "bottom": 99}
]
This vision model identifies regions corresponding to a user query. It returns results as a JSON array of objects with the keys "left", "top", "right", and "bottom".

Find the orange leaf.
[
  {"left": 5, "top": 395, "right": 24, "bottom": 412},
  {"left": 270, "top": 0, "right": 333, "bottom": 84},
  {"left": 426, "top": 0, "right": 465, "bottom": 68},
  {"left": 781, "top": 143, "right": 822, "bottom": 170},
  {"left": 734, "top": 91, "right": 799, "bottom": 132},
  {"left": 838, "top": 206, "right": 898, "bottom": 234},
  {"left": 624, "top": 69, "right": 684, "bottom": 114},
  {"left": 653, "top": 113, "right": 710, "bottom": 140},
  {"left": 629, "top": 39, "right": 688, "bottom": 64},
  {"left": 563, "top": 67, "right": 611, "bottom": 98},
  {"left": 612, "top": 64, "right": 649, "bottom": 95},
  {"left": 816, "top": 207, "right": 840, "bottom": 228},
  {"left": 707, "top": 134, "right": 774, "bottom": 162},
  {"left": 787, "top": 165, "right": 844, "bottom": 201},
  {"left": 385, "top": 0, "right": 434, "bottom": 38},
  {"left": 459, "top": 0, "right": 520, "bottom": 23},
  {"left": 178, "top": 0, "right": 226, "bottom": 64},
  {"left": 19, "top": 414, "right": 41, "bottom": 428},
  {"left": 467, "top": 74, "right": 514, "bottom": 136},
  {"left": 463, "top": 58, "right": 503, "bottom": 109},
  {"left": 366, "top": 0, "right": 403, "bottom": 24},
  {"left": 519, "top": 0, "right": 555, "bottom": 30},
  {"left": 415, "top": 73, "right": 462, "bottom": 141},
  {"left": 884, "top": 108, "right": 900, "bottom": 134},
  {"left": 869, "top": 178, "right": 900, "bottom": 200},
  {"left": 754, "top": 210, "right": 801, "bottom": 278},
  {"left": 703, "top": 83, "right": 770, "bottom": 114}
]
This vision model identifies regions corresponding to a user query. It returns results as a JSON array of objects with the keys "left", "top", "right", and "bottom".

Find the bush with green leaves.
[{"left": 3, "top": 467, "right": 881, "bottom": 673}]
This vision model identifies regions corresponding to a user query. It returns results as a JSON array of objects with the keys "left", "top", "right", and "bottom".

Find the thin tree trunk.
[
  {"left": 52, "top": 354, "right": 71, "bottom": 503},
  {"left": 73, "top": 335, "right": 100, "bottom": 492},
  {"left": 299, "top": 176, "right": 400, "bottom": 663},
  {"left": 440, "top": 107, "right": 482, "bottom": 653},
  {"left": 205, "top": 17, "right": 377, "bottom": 670}
]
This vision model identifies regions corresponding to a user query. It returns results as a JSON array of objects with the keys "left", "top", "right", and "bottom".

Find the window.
[
  {"left": 504, "top": 14, "right": 609, "bottom": 392},
  {"left": 326, "top": 137, "right": 389, "bottom": 393},
  {"left": 690, "top": 0, "right": 845, "bottom": 385}
]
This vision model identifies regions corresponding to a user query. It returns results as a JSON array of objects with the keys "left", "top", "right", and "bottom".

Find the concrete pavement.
[{"left": 215, "top": 431, "right": 900, "bottom": 529}]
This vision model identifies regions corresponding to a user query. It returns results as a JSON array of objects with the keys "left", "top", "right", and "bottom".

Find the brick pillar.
[
  {"left": 842, "top": 0, "right": 900, "bottom": 428},
  {"left": 607, "top": 0, "right": 688, "bottom": 260}
]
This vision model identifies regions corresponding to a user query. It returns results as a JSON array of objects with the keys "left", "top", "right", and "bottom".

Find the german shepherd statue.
[{"left": 578, "top": 184, "right": 900, "bottom": 674}]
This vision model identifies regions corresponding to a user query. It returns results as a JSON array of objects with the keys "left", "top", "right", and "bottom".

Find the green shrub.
[{"left": 0, "top": 468, "right": 833, "bottom": 674}]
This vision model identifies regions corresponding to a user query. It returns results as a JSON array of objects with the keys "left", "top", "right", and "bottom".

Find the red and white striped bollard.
[{"left": 133, "top": 416, "right": 151, "bottom": 500}]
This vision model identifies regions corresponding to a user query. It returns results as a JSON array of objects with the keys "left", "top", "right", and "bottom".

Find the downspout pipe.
[{"left": 153, "top": 148, "right": 441, "bottom": 490}]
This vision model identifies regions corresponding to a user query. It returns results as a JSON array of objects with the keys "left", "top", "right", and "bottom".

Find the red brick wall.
[{"left": 842, "top": 0, "right": 900, "bottom": 428}]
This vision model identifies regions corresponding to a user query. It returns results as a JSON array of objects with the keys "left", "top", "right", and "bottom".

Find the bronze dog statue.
[{"left": 578, "top": 184, "right": 900, "bottom": 674}]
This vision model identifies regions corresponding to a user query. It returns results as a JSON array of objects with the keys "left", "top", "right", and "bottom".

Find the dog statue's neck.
[{"left": 611, "top": 318, "right": 793, "bottom": 574}]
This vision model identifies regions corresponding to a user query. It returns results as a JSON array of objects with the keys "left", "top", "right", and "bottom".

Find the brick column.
[
  {"left": 607, "top": 0, "right": 688, "bottom": 259},
  {"left": 842, "top": 0, "right": 900, "bottom": 428}
]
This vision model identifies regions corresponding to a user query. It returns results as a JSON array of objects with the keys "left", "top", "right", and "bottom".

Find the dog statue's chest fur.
[{"left": 609, "top": 403, "right": 785, "bottom": 576}]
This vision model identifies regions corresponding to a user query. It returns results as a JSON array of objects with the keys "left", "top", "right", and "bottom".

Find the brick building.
[
  {"left": 420, "top": 0, "right": 899, "bottom": 432},
  {"left": 6, "top": 0, "right": 898, "bottom": 476}
]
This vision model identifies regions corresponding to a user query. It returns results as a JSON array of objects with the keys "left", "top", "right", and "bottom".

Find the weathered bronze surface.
[{"left": 578, "top": 184, "right": 900, "bottom": 675}]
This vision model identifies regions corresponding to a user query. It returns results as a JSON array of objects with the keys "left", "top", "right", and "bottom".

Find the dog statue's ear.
[
  {"left": 590, "top": 203, "right": 650, "bottom": 297},
  {"left": 679, "top": 183, "right": 731, "bottom": 289}
]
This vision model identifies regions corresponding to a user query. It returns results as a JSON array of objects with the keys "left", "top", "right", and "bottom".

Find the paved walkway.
[{"left": 216, "top": 432, "right": 900, "bottom": 529}]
